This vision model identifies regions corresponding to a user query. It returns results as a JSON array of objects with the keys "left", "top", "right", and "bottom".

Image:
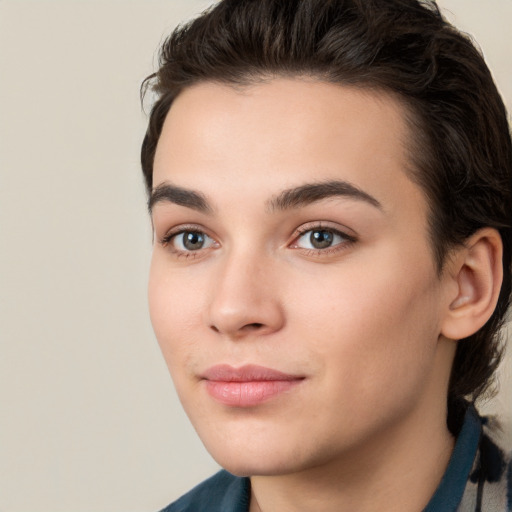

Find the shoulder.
[
  {"left": 426, "top": 405, "right": 511, "bottom": 511},
  {"left": 159, "top": 470, "right": 250, "bottom": 512},
  {"left": 459, "top": 414, "right": 512, "bottom": 511}
]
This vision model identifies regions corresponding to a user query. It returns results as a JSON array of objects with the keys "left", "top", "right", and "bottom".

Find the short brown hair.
[{"left": 141, "top": 0, "right": 512, "bottom": 423}]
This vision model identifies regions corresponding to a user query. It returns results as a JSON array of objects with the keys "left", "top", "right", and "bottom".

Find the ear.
[{"left": 441, "top": 228, "right": 503, "bottom": 341}]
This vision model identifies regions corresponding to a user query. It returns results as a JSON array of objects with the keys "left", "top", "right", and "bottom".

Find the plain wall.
[{"left": 0, "top": 1, "right": 510, "bottom": 511}]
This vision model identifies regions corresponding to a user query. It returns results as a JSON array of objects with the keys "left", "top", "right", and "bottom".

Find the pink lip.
[{"left": 201, "top": 364, "right": 304, "bottom": 407}]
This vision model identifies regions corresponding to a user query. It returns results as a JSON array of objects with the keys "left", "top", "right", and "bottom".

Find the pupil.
[
  {"left": 310, "top": 230, "right": 333, "bottom": 249},
  {"left": 184, "top": 231, "right": 204, "bottom": 250}
]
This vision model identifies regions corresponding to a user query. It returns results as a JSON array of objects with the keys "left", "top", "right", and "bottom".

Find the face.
[{"left": 149, "top": 79, "right": 455, "bottom": 477}]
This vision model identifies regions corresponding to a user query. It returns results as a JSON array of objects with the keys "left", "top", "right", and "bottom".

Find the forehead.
[{"left": 152, "top": 78, "right": 426, "bottom": 220}]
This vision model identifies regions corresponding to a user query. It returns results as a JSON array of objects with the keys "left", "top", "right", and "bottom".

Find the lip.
[{"left": 200, "top": 364, "right": 304, "bottom": 407}]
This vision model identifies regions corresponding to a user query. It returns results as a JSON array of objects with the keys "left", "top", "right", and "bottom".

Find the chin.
[
  {"left": 215, "top": 454, "right": 302, "bottom": 478},
  {"left": 206, "top": 443, "right": 282, "bottom": 476},
  {"left": 202, "top": 432, "right": 326, "bottom": 478}
]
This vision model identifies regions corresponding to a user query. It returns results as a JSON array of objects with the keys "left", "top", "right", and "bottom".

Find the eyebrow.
[
  {"left": 148, "top": 179, "right": 382, "bottom": 216},
  {"left": 267, "top": 180, "right": 382, "bottom": 212},
  {"left": 148, "top": 182, "right": 212, "bottom": 214}
]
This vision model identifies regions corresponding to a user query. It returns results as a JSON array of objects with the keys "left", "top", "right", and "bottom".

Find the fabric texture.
[{"left": 160, "top": 407, "right": 512, "bottom": 511}]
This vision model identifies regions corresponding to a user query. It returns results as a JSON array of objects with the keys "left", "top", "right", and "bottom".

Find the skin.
[{"left": 149, "top": 78, "right": 462, "bottom": 511}]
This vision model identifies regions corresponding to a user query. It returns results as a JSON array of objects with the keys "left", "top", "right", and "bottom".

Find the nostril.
[
  {"left": 209, "top": 322, "right": 266, "bottom": 335},
  {"left": 246, "top": 323, "right": 263, "bottom": 330}
]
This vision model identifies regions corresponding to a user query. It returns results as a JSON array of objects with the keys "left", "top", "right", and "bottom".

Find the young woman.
[{"left": 141, "top": 1, "right": 512, "bottom": 510}]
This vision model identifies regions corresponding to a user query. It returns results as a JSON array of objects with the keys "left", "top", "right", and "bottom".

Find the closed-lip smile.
[{"left": 200, "top": 364, "right": 304, "bottom": 407}]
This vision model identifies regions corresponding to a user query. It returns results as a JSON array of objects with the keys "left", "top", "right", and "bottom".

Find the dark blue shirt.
[{"left": 161, "top": 407, "right": 512, "bottom": 511}]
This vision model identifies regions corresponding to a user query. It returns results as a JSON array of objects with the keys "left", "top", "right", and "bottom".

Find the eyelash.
[
  {"left": 159, "top": 223, "right": 357, "bottom": 258},
  {"left": 159, "top": 224, "right": 216, "bottom": 259},
  {"left": 291, "top": 223, "right": 356, "bottom": 257}
]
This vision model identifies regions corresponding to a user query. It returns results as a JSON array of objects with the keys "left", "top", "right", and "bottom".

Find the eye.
[
  {"left": 294, "top": 228, "right": 352, "bottom": 250},
  {"left": 166, "top": 230, "right": 216, "bottom": 252}
]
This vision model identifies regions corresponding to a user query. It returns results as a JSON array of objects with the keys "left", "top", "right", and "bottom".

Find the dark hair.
[{"left": 141, "top": 0, "right": 512, "bottom": 421}]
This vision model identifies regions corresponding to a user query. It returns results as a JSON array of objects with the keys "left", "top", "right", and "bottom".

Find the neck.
[{"left": 249, "top": 399, "right": 455, "bottom": 512}]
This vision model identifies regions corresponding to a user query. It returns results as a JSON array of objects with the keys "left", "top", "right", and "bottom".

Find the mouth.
[{"left": 200, "top": 364, "right": 305, "bottom": 407}]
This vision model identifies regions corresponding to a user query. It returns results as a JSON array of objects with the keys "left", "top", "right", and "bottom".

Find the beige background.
[{"left": 0, "top": 1, "right": 510, "bottom": 511}]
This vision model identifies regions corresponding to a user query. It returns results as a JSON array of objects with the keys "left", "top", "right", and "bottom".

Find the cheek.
[
  {"left": 287, "top": 253, "right": 441, "bottom": 398},
  {"left": 148, "top": 256, "right": 203, "bottom": 367}
]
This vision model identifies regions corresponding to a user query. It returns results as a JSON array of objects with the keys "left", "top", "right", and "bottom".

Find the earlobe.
[{"left": 441, "top": 228, "right": 503, "bottom": 341}]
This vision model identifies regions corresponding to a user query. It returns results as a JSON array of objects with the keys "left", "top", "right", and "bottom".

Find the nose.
[{"left": 206, "top": 251, "right": 285, "bottom": 339}]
